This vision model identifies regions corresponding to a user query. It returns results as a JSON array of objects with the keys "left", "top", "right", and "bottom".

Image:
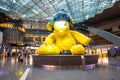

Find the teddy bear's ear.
[{"left": 47, "top": 22, "right": 53, "bottom": 31}]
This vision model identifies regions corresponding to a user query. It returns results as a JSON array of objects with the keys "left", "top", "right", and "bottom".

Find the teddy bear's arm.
[
  {"left": 71, "top": 30, "right": 91, "bottom": 46},
  {"left": 43, "top": 33, "right": 55, "bottom": 46}
]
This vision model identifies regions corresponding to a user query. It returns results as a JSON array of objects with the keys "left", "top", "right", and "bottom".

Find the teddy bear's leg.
[
  {"left": 70, "top": 44, "right": 85, "bottom": 55},
  {"left": 37, "top": 45, "right": 61, "bottom": 55}
]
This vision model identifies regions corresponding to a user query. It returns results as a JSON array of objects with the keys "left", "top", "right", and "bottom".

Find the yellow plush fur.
[{"left": 37, "top": 21, "right": 90, "bottom": 55}]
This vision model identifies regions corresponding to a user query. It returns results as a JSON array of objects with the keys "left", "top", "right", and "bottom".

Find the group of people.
[{"left": 18, "top": 49, "right": 30, "bottom": 62}]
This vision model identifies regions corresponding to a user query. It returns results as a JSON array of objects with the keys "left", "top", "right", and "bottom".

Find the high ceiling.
[
  {"left": 83, "top": 0, "right": 120, "bottom": 25},
  {"left": 0, "top": 0, "right": 119, "bottom": 24}
]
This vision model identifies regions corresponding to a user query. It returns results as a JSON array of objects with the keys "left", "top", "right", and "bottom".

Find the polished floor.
[{"left": 0, "top": 55, "right": 120, "bottom": 80}]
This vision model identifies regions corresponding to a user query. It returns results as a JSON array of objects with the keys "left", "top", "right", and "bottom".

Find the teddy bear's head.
[{"left": 47, "top": 9, "right": 72, "bottom": 36}]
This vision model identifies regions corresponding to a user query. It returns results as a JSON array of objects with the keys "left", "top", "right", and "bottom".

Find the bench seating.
[{"left": 32, "top": 55, "right": 99, "bottom": 70}]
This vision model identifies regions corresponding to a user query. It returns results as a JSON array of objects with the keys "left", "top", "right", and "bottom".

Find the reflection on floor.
[
  {"left": 98, "top": 53, "right": 109, "bottom": 66},
  {"left": 0, "top": 55, "right": 31, "bottom": 80},
  {"left": 0, "top": 55, "right": 120, "bottom": 80}
]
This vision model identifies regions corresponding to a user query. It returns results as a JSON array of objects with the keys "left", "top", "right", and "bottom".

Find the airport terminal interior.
[{"left": 0, "top": 0, "right": 120, "bottom": 80}]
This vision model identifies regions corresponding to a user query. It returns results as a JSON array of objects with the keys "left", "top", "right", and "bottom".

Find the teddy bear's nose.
[{"left": 59, "top": 30, "right": 63, "bottom": 33}]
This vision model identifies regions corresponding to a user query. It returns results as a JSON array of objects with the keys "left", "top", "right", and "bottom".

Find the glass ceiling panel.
[
  {"left": 16, "top": 1, "right": 34, "bottom": 9},
  {"left": 0, "top": 0, "right": 119, "bottom": 24}
]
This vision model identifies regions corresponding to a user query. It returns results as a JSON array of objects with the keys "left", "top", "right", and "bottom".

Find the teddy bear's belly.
[{"left": 55, "top": 37, "right": 76, "bottom": 50}]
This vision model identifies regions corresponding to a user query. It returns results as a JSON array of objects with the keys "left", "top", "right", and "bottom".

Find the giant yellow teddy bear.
[{"left": 37, "top": 9, "right": 91, "bottom": 55}]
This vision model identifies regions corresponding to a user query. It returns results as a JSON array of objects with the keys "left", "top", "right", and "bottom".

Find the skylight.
[{"left": 0, "top": 0, "right": 118, "bottom": 24}]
